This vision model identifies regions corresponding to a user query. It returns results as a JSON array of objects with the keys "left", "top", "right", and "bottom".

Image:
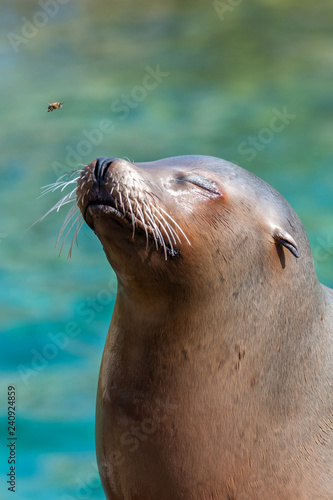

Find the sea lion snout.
[
  {"left": 93, "top": 157, "right": 117, "bottom": 186},
  {"left": 76, "top": 157, "right": 136, "bottom": 217},
  {"left": 76, "top": 157, "right": 190, "bottom": 260}
]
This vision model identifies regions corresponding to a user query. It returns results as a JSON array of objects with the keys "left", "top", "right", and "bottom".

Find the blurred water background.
[{"left": 0, "top": 0, "right": 332, "bottom": 498}]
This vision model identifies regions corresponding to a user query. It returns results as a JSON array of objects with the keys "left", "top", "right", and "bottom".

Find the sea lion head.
[{"left": 76, "top": 155, "right": 319, "bottom": 306}]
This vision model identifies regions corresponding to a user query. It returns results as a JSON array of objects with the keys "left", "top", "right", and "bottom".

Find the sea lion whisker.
[
  {"left": 55, "top": 188, "right": 78, "bottom": 211},
  {"left": 56, "top": 205, "right": 80, "bottom": 246},
  {"left": 141, "top": 195, "right": 170, "bottom": 254},
  {"left": 60, "top": 179, "right": 80, "bottom": 193},
  {"left": 68, "top": 216, "right": 84, "bottom": 259},
  {"left": 76, "top": 191, "right": 83, "bottom": 208},
  {"left": 57, "top": 168, "right": 84, "bottom": 179},
  {"left": 37, "top": 191, "right": 76, "bottom": 225},
  {"left": 159, "top": 226, "right": 172, "bottom": 258},
  {"left": 146, "top": 213, "right": 167, "bottom": 258},
  {"left": 135, "top": 201, "right": 149, "bottom": 249},
  {"left": 151, "top": 212, "right": 174, "bottom": 255},
  {"left": 124, "top": 189, "right": 136, "bottom": 239},
  {"left": 118, "top": 189, "right": 124, "bottom": 211},
  {"left": 143, "top": 182, "right": 161, "bottom": 197},
  {"left": 142, "top": 200, "right": 160, "bottom": 240},
  {"left": 156, "top": 205, "right": 191, "bottom": 246},
  {"left": 151, "top": 206, "right": 179, "bottom": 245},
  {"left": 149, "top": 216, "right": 167, "bottom": 258},
  {"left": 117, "top": 187, "right": 126, "bottom": 217},
  {"left": 39, "top": 177, "right": 80, "bottom": 197},
  {"left": 58, "top": 213, "right": 81, "bottom": 256},
  {"left": 56, "top": 211, "right": 80, "bottom": 249},
  {"left": 73, "top": 216, "right": 84, "bottom": 245},
  {"left": 80, "top": 191, "right": 86, "bottom": 208},
  {"left": 39, "top": 184, "right": 60, "bottom": 197},
  {"left": 41, "top": 177, "right": 78, "bottom": 191},
  {"left": 142, "top": 202, "right": 160, "bottom": 250},
  {"left": 39, "top": 184, "right": 65, "bottom": 198},
  {"left": 62, "top": 204, "right": 80, "bottom": 229},
  {"left": 162, "top": 242, "right": 167, "bottom": 260},
  {"left": 124, "top": 188, "right": 134, "bottom": 221}
]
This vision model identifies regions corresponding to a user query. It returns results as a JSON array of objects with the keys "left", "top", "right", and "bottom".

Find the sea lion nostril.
[{"left": 94, "top": 157, "right": 116, "bottom": 186}]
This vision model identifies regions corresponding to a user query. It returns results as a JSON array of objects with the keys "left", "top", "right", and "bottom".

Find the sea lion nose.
[{"left": 94, "top": 157, "right": 117, "bottom": 186}]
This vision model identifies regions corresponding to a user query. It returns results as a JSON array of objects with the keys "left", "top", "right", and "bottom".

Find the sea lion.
[{"left": 75, "top": 155, "right": 333, "bottom": 500}]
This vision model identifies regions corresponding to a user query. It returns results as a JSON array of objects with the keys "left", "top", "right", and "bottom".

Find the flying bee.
[{"left": 47, "top": 102, "right": 63, "bottom": 112}]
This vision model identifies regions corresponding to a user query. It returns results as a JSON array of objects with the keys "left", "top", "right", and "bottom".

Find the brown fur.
[{"left": 77, "top": 155, "right": 333, "bottom": 500}]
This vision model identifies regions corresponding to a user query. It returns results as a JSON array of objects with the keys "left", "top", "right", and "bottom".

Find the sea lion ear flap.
[{"left": 271, "top": 226, "right": 300, "bottom": 258}]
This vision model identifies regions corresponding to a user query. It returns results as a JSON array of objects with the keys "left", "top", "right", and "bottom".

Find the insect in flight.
[{"left": 47, "top": 102, "right": 63, "bottom": 112}]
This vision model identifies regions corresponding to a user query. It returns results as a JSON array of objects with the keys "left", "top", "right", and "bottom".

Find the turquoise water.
[{"left": 1, "top": 1, "right": 333, "bottom": 498}]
